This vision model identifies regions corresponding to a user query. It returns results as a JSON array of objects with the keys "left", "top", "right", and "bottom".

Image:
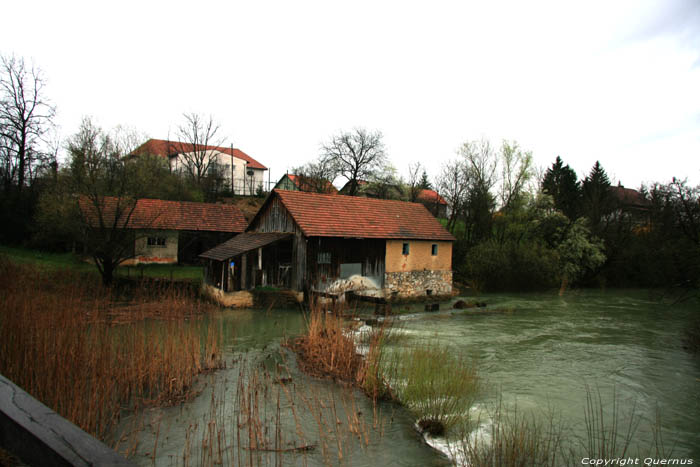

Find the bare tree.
[
  {"left": 0, "top": 54, "right": 55, "bottom": 193},
  {"left": 320, "top": 128, "right": 387, "bottom": 196},
  {"left": 366, "top": 164, "right": 403, "bottom": 200},
  {"left": 437, "top": 159, "right": 469, "bottom": 232},
  {"left": 39, "top": 118, "right": 160, "bottom": 285},
  {"left": 458, "top": 138, "right": 498, "bottom": 243},
  {"left": 499, "top": 140, "right": 534, "bottom": 211},
  {"left": 291, "top": 158, "right": 338, "bottom": 193},
  {"left": 406, "top": 161, "right": 423, "bottom": 202},
  {"left": 460, "top": 138, "right": 498, "bottom": 194},
  {"left": 175, "top": 112, "right": 226, "bottom": 185}
]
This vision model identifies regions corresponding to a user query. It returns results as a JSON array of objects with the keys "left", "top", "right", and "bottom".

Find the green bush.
[
  {"left": 458, "top": 240, "right": 559, "bottom": 292},
  {"left": 384, "top": 344, "right": 480, "bottom": 435}
]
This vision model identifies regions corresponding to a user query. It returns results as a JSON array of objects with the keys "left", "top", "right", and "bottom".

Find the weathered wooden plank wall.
[
  {"left": 251, "top": 197, "right": 308, "bottom": 291},
  {"left": 253, "top": 197, "right": 299, "bottom": 234}
]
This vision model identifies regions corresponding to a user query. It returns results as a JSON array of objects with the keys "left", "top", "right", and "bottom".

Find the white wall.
[{"left": 169, "top": 150, "right": 266, "bottom": 195}]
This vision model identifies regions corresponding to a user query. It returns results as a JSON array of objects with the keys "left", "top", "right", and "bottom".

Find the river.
[{"left": 114, "top": 289, "right": 700, "bottom": 466}]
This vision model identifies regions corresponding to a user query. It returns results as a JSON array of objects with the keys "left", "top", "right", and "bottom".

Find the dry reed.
[
  {"left": 0, "top": 258, "right": 224, "bottom": 441},
  {"left": 289, "top": 301, "right": 392, "bottom": 400}
]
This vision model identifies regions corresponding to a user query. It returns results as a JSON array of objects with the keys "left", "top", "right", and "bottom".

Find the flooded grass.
[
  {"left": 288, "top": 301, "right": 394, "bottom": 401},
  {"left": 448, "top": 399, "right": 570, "bottom": 467},
  {"left": 156, "top": 354, "right": 395, "bottom": 467},
  {"left": 290, "top": 302, "right": 481, "bottom": 437},
  {"left": 384, "top": 344, "right": 481, "bottom": 436},
  {"left": 0, "top": 258, "right": 224, "bottom": 441}
]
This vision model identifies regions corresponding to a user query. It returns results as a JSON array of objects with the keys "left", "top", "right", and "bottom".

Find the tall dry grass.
[
  {"left": 0, "top": 258, "right": 224, "bottom": 440},
  {"left": 289, "top": 301, "right": 392, "bottom": 400},
  {"left": 290, "top": 304, "right": 363, "bottom": 383}
]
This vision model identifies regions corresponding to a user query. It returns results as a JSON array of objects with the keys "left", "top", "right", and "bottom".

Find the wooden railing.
[{"left": 0, "top": 374, "right": 132, "bottom": 466}]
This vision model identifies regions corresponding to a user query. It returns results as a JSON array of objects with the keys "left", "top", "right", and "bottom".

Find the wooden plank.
[{"left": 0, "top": 374, "right": 133, "bottom": 466}]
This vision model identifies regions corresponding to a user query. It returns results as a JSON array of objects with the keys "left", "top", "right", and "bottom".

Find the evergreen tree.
[
  {"left": 581, "top": 161, "right": 613, "bottom": 233},
  {"left": 418, "top": 170, "right": 432, "bottom": 190},
  {"left": 542, "top": 156, "right": 581, "bottom": 220}
]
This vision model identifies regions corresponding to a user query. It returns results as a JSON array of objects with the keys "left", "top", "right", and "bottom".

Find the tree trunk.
[
  {"left": 559, "top": 276, "right": 568, "bottom": 296},
  {"left": 101, "top": 260, "right": 115, "bottom": 286}
]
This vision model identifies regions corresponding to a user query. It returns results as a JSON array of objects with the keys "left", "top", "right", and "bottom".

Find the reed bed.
[
  {"left": 290, "top": 301, "right": 482, "bottom": 437},
  {"left": 291, "top": 304, "right": 363, "bottom": 382},
  {"left": 0, "top": 258, "right": 224, "bottom": 441},
  {"left": 383, "top": 344, "right": 481, "bottom": 436},
  {"left": 289, "top": 301, "right": 393, "bottom": 401},
  {"left": 450, "top": 400, "right": 569, "bottom": 467},
  {"left": 446, "top": 388, "right": 673, "bottom": 467}
]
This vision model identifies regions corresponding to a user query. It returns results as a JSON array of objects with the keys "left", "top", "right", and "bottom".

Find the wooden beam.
[{"left": 0, "top": 374, "right": 133, "bottom": 466}]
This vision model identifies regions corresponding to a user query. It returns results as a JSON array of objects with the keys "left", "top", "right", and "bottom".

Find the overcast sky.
[{"left": 2, "top": 0, "right": 699, "bottom": 189}]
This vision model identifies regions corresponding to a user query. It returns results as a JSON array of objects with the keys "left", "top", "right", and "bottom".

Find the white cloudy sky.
[{"left": 2, "top": 0, "right": 699, "bottom": 189}]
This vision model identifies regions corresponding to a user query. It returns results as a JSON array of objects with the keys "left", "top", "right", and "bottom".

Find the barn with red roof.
[
  {"left": 200, "top": 189, "right": 454, "bottom": 298},
  {"left": 80, "top": 196, "right": 247, "bottom": 265}
]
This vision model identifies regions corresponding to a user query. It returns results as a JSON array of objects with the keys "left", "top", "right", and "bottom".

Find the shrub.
[{"left": 458, "top": 240, "right": 559, "bottom": 291}]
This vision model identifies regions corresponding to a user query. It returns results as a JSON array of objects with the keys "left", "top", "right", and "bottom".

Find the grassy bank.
[
  {"left": 0, "top": 258, "right": 223, "bottom": 440},
  {"left": 0, "top": 244, "right": 203, "bottom": 281}
]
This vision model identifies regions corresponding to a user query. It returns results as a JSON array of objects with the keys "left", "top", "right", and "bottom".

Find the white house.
[{"left": 132, "top": 139, "right": 267, "bottom": 195}]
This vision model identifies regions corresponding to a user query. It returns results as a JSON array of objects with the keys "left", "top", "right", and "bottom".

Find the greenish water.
[
  {"left": 118, "top": 289, "right": 700, "bottom": 465},
  {"left": 388, "top": 289, "right": 700, "bottom": 462}
]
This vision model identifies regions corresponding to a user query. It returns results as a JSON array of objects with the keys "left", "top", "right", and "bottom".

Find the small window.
[
  {"left": 432, "top": 244, "right": 438, "bottom": 256},
  {"left": 318, "top": 252, "right": 331, "bottom": 264},
  {"left": 402, "top": 242, "right": 410, "bottom": 255},
  {"left": 147, "top": 236, "right": 166, "bottom": 247}
]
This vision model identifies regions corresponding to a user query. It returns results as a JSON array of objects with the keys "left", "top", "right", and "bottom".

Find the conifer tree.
[
  {"left": 541, "top": 156, "right": 581, "bottom": 220},
  {"left": 582, "top": 161, "right": 614, "bottom": 233}
]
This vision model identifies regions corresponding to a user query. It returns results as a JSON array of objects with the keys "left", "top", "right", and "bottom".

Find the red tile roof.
[
  {"left": 286, "top": 174, "right": 338, "bottom": 194},
  {"left": 610, "top": 186, "right": 649, "bottom": 208},
  {"left": 132, "top": 138, "right": 267, "bottom": 170},
  {"left": 257, "top": 190, "right": 454, "bottom": 241},
  {"left": 80, "top": 197, "right": 248, "bottom": 232},
  {"left": 417, "top": 189, "right": 447, "bottom": 205}
]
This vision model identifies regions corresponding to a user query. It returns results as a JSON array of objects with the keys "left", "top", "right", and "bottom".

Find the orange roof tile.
[
  {"left": 132, "top": 139, "right": 267, "bottom": 170},
  {"left": 287, "top": 174, "right": 338, "bottom": 193},
  {"left": 255, "top": 190, "right": 454, "bottom": 241},
  {"left": 417, "top": 189, "right": 447, "bottom": 205},
  {"left": 80, "top": 197, "right": 248, "bottom": 232}
]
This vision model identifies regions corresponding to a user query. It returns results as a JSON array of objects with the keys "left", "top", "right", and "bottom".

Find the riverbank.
[
  {"left": 290, "top": 290, "right": 700, "bottom": 465},
  {"left": 0, "top": 258, "right": 223, "bottom": 442},
  {"left": 3, "top": 254, "right": 698, "bottom": 465}
]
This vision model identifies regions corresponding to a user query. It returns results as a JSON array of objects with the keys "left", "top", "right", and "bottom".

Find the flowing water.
[{"left": 116, "top": 289, "right": 700, "bottom": 465}]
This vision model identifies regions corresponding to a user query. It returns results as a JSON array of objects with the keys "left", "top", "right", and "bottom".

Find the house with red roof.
[
  {"left": 131, "top": 139, "right": 268, "bottom": 196},
  {"left": 80, "top": 196, "right": 247, "bottom": 265},
  {"left": 416, "top": 189, "right": 448, "bottom": 218},
  {"left": 338, "top": 180, "right": 446, "bottom": 218},
  {"left": 608, "top": 184, "right": 651, "bottom": 227},
  {"left": 200, "top": 189, "right": 454, "bottom": 298},
  {"left": 274, "top": 173, "right": 339, "bottom": 194}
]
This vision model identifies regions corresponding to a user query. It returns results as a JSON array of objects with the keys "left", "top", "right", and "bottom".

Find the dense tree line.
[
  {"left": 0, "top": 55, "right": 57, "bottom": 243},
  {"left": 434, "top": 141, "right": 700, "bottom": 292}
]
